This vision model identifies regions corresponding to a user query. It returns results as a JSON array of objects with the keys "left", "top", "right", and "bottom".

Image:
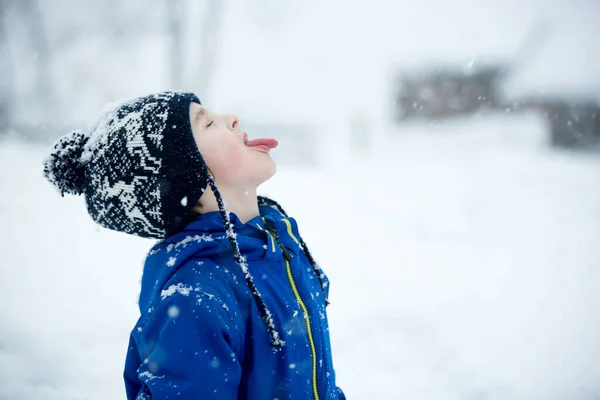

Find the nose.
[{"left": 227, "top": 114, "right": 239, "bottom": 130}]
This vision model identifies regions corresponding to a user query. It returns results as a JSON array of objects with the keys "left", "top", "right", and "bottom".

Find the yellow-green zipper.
[
  {"left": 284, "top": 257, "right": 319, "bottom": 400},
  {"left": 263, "top": 219, "right": 320, "bottom": 400}
]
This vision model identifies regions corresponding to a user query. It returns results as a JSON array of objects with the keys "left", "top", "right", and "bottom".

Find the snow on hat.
[{"left": 43, "top": 91, "right": 207, "bottom": 239}]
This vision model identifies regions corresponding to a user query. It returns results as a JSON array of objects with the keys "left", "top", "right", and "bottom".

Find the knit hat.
[
  {"left": 44, "top": 91, "right": 207, "bottom": 238},
  {"left": 43, "top": 91, "right": 328, "bottom": 349}
]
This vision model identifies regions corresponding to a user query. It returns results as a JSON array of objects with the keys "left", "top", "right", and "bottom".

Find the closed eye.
[{"left": 207, "top": 121, "right": 214, "bottom": 128}]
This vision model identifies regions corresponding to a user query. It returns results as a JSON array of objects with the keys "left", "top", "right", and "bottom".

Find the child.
[{"left": 43, "top": 91, "right": 345, "bottom": 399}]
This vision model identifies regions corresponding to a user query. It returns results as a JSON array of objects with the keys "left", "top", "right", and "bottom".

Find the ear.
[{"left": 188, "top": 185, "right": 209, "bottom": 218}]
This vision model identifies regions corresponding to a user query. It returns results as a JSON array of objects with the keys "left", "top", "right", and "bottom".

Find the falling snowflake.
[{"left": 168, "top": 305, "right": 180, "bottom": 318}]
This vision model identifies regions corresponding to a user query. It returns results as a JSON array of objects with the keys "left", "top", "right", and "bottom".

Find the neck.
[{"left": 197, "top": 183, "right": 260, "bottom": 224}]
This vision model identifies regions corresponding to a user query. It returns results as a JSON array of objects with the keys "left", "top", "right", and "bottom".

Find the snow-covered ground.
[{"left": 1, "top": 113, "right": 600, "bottom": 399}]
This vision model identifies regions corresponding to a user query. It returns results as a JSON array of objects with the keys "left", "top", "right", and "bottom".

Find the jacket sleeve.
[{"left": 130, "top": 290, "right": 242, "bottom": 400}]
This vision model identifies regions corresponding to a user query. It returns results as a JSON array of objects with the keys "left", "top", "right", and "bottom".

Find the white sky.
[{"left": 211, "top": 0, "right": 600, "bottom": 122}]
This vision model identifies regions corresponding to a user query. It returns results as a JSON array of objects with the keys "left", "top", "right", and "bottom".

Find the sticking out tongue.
[{"left": 246, "top": 138, "right": 279, "bottom": 150}]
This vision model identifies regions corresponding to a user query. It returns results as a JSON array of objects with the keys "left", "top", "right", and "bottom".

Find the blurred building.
[{"left": 393, "top": 63, "right": 508, "bottom": 120}]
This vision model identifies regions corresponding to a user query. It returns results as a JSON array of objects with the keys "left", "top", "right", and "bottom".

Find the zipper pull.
[
  {"left": 280, "top": 244, "right": 293, "bottom": 262},
  {"left": 264, "top": 219, "right": 293, "bottom": 262},
  {"left": 264, "top": 219, "right": 277, "bottom": 237}
]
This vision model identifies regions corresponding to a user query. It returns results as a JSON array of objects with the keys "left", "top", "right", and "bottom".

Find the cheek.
[{"left": 203, "top": 140, "right": 248, "bottom": 180}]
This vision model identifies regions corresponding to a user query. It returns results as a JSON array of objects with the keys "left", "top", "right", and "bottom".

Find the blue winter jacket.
[{"left": 124, "top": 205, "right": 345, "bottom": 399}]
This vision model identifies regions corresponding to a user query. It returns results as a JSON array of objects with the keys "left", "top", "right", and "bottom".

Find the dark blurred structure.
[
  {"left": 391, "top": 21, "right": 600, "bottom": 151},
  {"left": 393, "top": 62, "right": 507, "bottom": 120},
  {"left": 530, "top": 99, "right": 600, "bottom": 150},
  {"left": 393, "top": 64, "right": 600, "bottom": 150},
  {"left": 393, "top": 22, "right": 550, "bottom": 122},
  {"left": 0, "top": 0, "right": 10, "bottom": 133}
]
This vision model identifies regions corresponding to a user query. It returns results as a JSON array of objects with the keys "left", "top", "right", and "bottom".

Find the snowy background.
[{"left": 1, "top": 0, "right": 600, "bottom": 399}]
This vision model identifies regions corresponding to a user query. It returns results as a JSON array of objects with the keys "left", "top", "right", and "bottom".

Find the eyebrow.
[{"left": 194, "top": 108, "right": 206, "bottom": 125}]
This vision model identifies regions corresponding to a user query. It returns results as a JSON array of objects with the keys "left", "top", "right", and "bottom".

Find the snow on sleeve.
[
  {"left": 160, "top": 283, "right": 194, "bottom": 300},
  {"left": 139, "top": 371, "right": 165, "bottom": 381}
]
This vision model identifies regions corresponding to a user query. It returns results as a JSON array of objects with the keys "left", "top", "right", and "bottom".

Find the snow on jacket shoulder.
[{"left": 124, "top": 205, "right": 345, "bottom": 400}]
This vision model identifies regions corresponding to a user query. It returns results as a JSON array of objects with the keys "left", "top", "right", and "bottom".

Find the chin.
[
  {"left": 252, "top": 157, "right": 276, "bottom": 186},
  {"left": 260, "top": 160, "right": 277, "bottom": 183}
]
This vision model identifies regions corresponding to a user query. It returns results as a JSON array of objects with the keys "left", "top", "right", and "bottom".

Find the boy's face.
[{"left": 189, "top": 102, "right": 277, "bottom": 188}]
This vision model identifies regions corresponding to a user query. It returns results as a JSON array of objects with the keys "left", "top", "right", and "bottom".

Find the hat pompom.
[{"left": 43, "top": 130, "right": 90, "bottom": 196}]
